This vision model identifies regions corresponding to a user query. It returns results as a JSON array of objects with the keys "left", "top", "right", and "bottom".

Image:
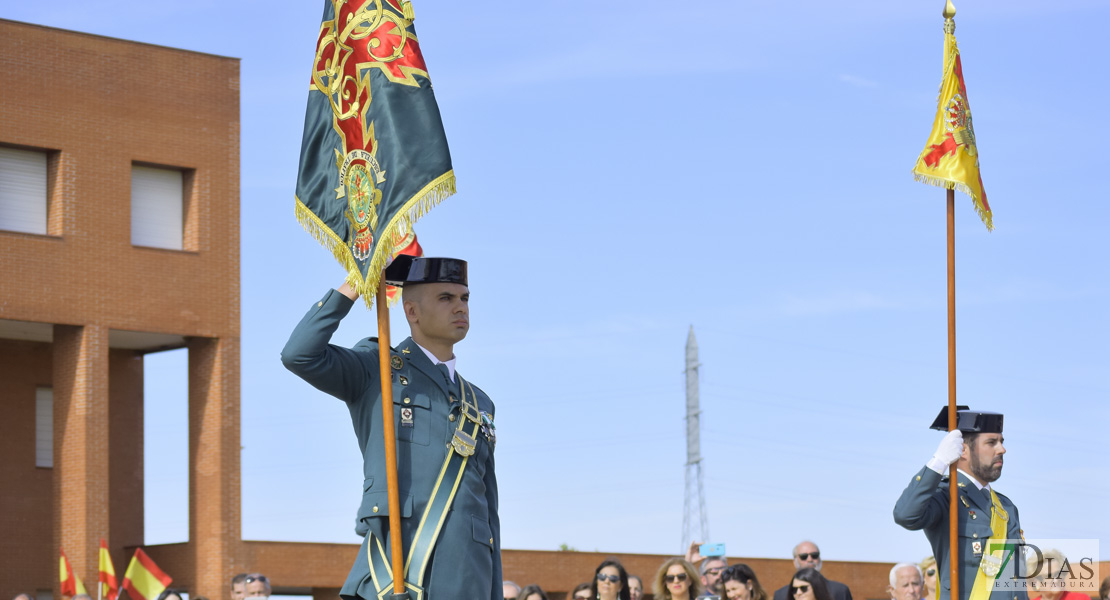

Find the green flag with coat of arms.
[{"left": 295, "top": 0, "right": 455, "bottom": 306}]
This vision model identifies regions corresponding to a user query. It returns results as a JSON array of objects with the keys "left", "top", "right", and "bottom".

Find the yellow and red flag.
[
  {"left": 912, "top": 11, "right": 992, "bottom": 230},
  {"left": 98, "top": 539, "right": 119, "bottom": 600},
  {"left": 121, "top": 549, "right": 172, "bottom": 600},
  {"left": 59, "top": 549, "right": 88, "bottom": 596}
]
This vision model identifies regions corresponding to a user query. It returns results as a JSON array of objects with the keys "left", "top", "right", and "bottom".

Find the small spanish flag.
[
  {"left": 912, "top": 2, "right": 992, "bottom": 231},
  {"left": 98, "top": 539, "right": 119, "bottom": 600},
  {"left": 122, "top": 548, "right": 172, "bottom": 600},
  {"left": 59, "top": 549, "right": 88, "bottom": 596}
]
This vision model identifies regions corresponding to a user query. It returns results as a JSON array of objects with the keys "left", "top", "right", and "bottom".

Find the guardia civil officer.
[
  {"left": 281, "top": 257, "right": 501, "bottom": 600},
  {"left": 894, "top": 407, "right": 1025, "bottom": 600}
]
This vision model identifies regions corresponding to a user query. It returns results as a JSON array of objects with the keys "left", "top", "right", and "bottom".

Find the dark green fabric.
[{"left": 295, "top": 0, "right": 453, "bottom": 286}]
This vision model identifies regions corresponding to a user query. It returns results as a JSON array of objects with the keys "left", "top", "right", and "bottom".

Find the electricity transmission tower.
[{"left": 681, "top": 326, "right": 709, "bottom": 550}]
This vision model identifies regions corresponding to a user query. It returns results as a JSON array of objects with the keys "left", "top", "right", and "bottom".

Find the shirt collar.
[{"left": 414, "top": 342, "right": 456, "bottom": 382}]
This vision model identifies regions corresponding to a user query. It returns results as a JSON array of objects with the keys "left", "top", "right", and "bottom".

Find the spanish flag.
[
  {"left": 98, "top": 539, "right": 119, "bottom": 600},
  {"left": 121, "top": 549, "right": 172, "bottom": 600},
  {"left": 912, "top": 2, "right": 992, "bottom": 231},
  {"left": 59, "top": 549, "right": 88, "bottom": 596}
]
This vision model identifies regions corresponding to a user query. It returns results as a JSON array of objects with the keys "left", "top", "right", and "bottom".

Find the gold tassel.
[
  {"left": 403, "top": 1, "right": 415, "bottom": 21},
  {"left": 293, "top": 169, "right": 457, "bottom": 309},
  {"left": 911, "top": 172, "right": 993, "bottom": 231}
]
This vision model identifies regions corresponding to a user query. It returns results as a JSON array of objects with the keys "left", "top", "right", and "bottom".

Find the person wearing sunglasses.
[
  {"left": 721, "top": 564, "right": 770, "bottom": 600},
  {"left": 283, "top": 257, "right": 501, "bottom": 600},
  {"left": 244, "top": 573, "right": 271, "bottom": 600},
  {"left": 590, "top": 559, "right": 631, "bottom": 600},
  {"left": 654, "top": 558, "right": 703, "bottom": 600},
  {"left": 772, "top": 542, "right": 853, "bottom": 600},
  {"left": 787, "top": 569, "right": 833, "bottom": 600},
  {"left": 919, "top": 557, "right": 938, "bottom": 600}
]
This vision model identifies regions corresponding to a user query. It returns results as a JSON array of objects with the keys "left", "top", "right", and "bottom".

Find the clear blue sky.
[{"left": 7, "top": 0, "right": 1108, "bottom": 566}]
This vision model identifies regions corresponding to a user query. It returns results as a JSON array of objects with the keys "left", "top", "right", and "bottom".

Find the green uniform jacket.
[
  {"left": 281, "top": 289, "right": 501, "bottom": 600},
  {"left": 894, "top": 467, "right": 1026, "bottom": 600}
]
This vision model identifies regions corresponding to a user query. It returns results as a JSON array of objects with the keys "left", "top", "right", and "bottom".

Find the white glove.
[{"left": 926, "top": 429, "right": 964, "bottom": 474}]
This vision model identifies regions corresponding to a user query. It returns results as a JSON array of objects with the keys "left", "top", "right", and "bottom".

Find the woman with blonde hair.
[
  {"left": 919, "top": 557, "right": 937, "bottom": 600},
  {"left": 653, "top": 558, "right": 702, "bottom": 600}
]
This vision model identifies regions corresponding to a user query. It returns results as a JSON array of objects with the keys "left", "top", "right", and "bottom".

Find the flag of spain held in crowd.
[
  {"left": 122, "top": 548, "right": 172, "bottom": 600},
  {"left": 295, "top": 0, "right": 455, "bottom": 306},
  {"left": 59, "top": 549, "right": 88, "bottom": 596},
  {"left": 912, "top": 0, "right": 992, "bottom": 231},
  {"left": 99, "top": 539, "right": 120, "bottom": 600}
]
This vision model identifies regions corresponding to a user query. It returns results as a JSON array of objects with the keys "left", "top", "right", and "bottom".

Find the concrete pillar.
[
  {"left": 188, "top": 336, "right": 242, "bottom": 599},
  {"left": 53, "top": 323, "right": 110, "bottom": 595}
]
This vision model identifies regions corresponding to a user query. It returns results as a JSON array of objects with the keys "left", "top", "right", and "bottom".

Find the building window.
[
  {"left": 35, "top": 387, "right": 53, "bottom": 468},
  {"left": 131, "top": 164, "right": 184, "bottom": 250},
  {"left": 0, "top": 146, "right": 48, "bottom": 235}
]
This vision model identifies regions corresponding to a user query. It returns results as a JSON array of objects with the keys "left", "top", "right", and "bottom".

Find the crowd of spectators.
[
  {"left": 12, "top": 548, "right": 1109, "bottom": 600},
  {"left": 501, "top": 540, "right": 1110, "bottom": 600},
  {"left": 504, "top": 539, "right": 848, "bottom": 600}
]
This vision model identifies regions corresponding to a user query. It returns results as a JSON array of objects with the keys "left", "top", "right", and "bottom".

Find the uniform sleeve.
[
  {"left": 894, "top": 466, "right": 947, "bottom": 531},
  {"left": 280, "top": 289, "right": 372, "bottom": 401}
]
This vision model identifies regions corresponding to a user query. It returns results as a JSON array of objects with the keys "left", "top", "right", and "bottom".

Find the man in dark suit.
[
  {"left": 893, "top": 408, "right": 1025, "bottom": 600},
  {"left": 282, "top": 257, "right": 500, "bottom": 600},
  {"left": 772, "top": 541, "right": 854, "bottom": 600}
]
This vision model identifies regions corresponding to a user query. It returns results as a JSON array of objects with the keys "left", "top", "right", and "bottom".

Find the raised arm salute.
[
  {"left": 894, "top": 408, "right": 1024, "bottom": 600},
  {"left": 282, "top": 257, "right": 501, "bottom": 600}
]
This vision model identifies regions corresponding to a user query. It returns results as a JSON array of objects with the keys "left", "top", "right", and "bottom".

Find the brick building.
[{"left": 0, "top": 17, "right": 241, "bottom": 599}]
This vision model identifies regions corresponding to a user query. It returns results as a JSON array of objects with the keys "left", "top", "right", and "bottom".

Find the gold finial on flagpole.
[{"left": 943, "top": 0, "right": 956, "bottom": 19}]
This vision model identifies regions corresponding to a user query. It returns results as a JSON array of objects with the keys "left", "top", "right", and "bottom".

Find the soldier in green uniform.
[
  {"left": 894, "top": 407, "right": 1025, "bottom": 600},
  {"left": 281, "top": 257, "right": 501, "bottom": 600}
]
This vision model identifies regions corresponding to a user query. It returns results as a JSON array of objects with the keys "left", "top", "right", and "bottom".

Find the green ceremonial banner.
[{"left": 295, "top": 0, "right": 454, "bottom": 306}]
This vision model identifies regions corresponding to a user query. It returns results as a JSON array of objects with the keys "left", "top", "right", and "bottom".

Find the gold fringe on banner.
[
  {"left": 912, "top": 172, "right": 993, "bottom": 231},
  {"left": 294, "top": 169, "right": 457, "bottom": 308}
]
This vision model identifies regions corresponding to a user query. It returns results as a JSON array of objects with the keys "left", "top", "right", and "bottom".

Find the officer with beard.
[{"left": 894, "top": 407, "right": 1026, "bottom": 600}]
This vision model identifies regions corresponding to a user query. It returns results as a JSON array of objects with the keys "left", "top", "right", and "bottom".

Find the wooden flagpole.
[
  {"left": 375, "top": 275, "right": 409, "bottom": 598},
  {"left": 946, "top": 189, "right": 959, "bottom": 600}
]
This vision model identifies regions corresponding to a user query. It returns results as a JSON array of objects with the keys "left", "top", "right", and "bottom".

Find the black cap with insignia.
[
  {"left": 929, "top": 405, "right": 1004, "bottom": 433},
  {"left": 384, "top": 256, "right": 467, "bottom": 287}
]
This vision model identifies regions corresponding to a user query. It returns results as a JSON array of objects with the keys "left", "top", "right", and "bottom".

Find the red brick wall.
[
  {"left": 0, "top": 340, "right": 55, "bottom": 598},
  {"left": 0, "top": 17, "right": 240, "bottom": 597},
  {"left": 109, "top": 349, "right": 146, "bottom": 565},
  {"left": 0, "top": 18, "right": 240, "bottom": 336}
]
